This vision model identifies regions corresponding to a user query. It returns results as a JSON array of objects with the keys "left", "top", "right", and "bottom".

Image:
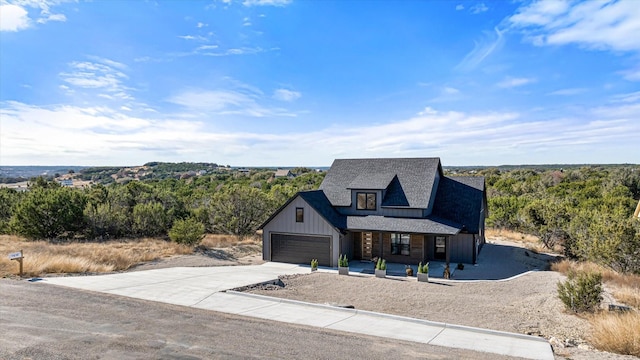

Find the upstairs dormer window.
[{"left": 357, "top": 192, "right": 376, "bottom": 210}]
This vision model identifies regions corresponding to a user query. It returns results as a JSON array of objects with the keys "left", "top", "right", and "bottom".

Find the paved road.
[
  {"left": 0, "top": 279, "right": 511, "bottom": 359},
  {"left": 41, "top": 263, "right": 553, "bottom": 360}
]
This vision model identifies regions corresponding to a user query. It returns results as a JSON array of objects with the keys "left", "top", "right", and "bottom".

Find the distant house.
[
  {"left": 58, "top": 179, "right": 73, "bottom": 187},
  {"left": 260, "top": 158, "right": 487, "bottom": 267},
  {"left": 274, "top": 169, "right": 295, "bottom": 178}
]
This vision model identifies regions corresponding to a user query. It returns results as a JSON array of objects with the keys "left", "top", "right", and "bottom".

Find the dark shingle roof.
[
  {"left": 348, "top": 172, "right": 396, "bottom": 189},
  {"left": 346, "top": 215, "right": 461, "bottom": 235},
  {"left": 297, "top": 190, "right": 346, "bottom": 230},
  {"left": 432, "top": 176, "right": 485, "bottom": 233},
  {"left": 319, "top": 158, "right": 442, "bottom": 208}
]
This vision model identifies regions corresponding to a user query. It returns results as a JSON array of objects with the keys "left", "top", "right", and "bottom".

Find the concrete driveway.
[
  {"left": 42, "top": 263, "right": 553, "bottom": 360},
  {"left": 44, "top": 262, "right": 307, "bottom": 306}
]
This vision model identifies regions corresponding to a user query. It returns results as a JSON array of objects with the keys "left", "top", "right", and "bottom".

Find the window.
[
  {"left": 356, "top": 192, "right": 376, "bottom": 210},
  {"left": 435, "top": 236, "right": 446, "bottom": 259},
  {"left": 391, "top": 233, "right": 410, "bottom": 255},
  {"left": 296, "top": 207, "right": 304, "bottom": 222}
]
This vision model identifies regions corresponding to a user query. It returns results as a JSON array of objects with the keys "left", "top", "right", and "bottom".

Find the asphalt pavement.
[{"left": 42, "top": 262, "right": 554, "bottom": 360}]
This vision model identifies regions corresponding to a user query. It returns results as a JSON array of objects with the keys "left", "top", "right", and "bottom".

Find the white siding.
[{"left": 262, "top": 196, "right": 340, "bottom": 267}]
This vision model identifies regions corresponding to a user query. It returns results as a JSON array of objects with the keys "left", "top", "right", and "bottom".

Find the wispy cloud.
[
  {"left": 273, "top": 89, "right": 301, "bottom": 102},
  {"left": 470, "top": 3, "right": 488, "bottom": 14},
  {"left": 242, "top": 0, "right": 292, "bottom": 7},
  {"left": 168, "top": 80, "right": 298, "bottom": 117},
  {"left": 2, "top": 99, "right": 639, "bottom": 165},
  {"left": 59, "top": 57, "right": 135, "bottom": 102},
  {"left": 509, "top": 0, "right": 640, "bottom": 52},
  {"left": 619, "top": 66, "right": 640, "bottom": 82},
  {"left": 548, "top": 88, "right": 587, "bottom": 96},
  {"left": 497, "top": 77, "right": 537, "bottom": 88},
  {"left": 455, "top": 27, "right": 504, "bottom": 71},
  {"left": 178, "top": 34, "right": 209, "bottom": 42},
  {"left": 455, "top": 4, "right": 464, "bottom": 11}
]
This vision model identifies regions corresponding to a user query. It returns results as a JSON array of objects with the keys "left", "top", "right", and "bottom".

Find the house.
[
  {"left": 260, "top": 158, "right": 487, "bottom": 267},
  {"left": 274, "top": 169, "right": 295, "bottom": 178}
]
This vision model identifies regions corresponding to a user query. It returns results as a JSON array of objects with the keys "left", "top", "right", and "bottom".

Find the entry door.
[
  {"left": 362, "top": 232, "right": 373, "bottom": 260},
  {"left": 435, "top": 236, "right": 446, "bottom": 260}
]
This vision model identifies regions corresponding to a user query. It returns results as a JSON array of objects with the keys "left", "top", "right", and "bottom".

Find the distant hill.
[{"left": 0, "top": 166, "right": 86, "bottom": 183}]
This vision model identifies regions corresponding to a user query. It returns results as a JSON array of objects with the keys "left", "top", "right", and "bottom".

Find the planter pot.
[
  {"left": 338, "top": 266, "right": 349, "bottom": 275},
  {"left": 417, "top": 273, "right": 429, "bottom": 282},
  {"left": 375, "top": 269, "right": 386, "bottom": 278},
  {"left": 311, "top": 267, "right": 317, "bottom": 272}
]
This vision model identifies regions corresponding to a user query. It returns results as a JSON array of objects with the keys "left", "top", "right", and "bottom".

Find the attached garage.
[{"left": 270, "top": 233, "right": 331, "bottom": 266}]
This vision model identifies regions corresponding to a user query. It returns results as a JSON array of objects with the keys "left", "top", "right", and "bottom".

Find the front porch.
[
  {"left": 347, "top": 231, "right": 466, "bottom": 265},
  {"left": 343, "top": 259, "right": 458, "bottom": 279}
]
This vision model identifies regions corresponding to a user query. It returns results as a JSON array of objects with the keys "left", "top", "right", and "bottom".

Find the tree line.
[
  {"left": 0, "top": 169, "right": 324, "bottom": 242},
  {"left": 1, "top": 164, "right": 639, "bottom": 273},
  {"left": 482, "top": 166, "right": 640, "bottom": 274}
]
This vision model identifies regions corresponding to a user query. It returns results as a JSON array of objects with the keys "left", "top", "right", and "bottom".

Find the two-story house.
[{"left": 259, "top": 158, "right": 487, "bottom": 267}]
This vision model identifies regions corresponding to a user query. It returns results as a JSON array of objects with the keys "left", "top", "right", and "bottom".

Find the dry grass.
[
  {"left": 0, "top": 235, "right": 192, "bottom": 277},
  {"left": 551, "top": 259, "right": 640, "bottom": 289},
  {"left": 589, "top": 312, "right": 640, "bottom": 357},
  {"left": 200, "top": 234, "right": 261, "bottom": 248},
  {"left": 485, "top": 228, "right": 555, "bottom": 254}
]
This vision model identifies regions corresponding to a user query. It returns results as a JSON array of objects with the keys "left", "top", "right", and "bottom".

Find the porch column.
[
  {"left": 445, "top": 235, "right": 451, "bottom": 265},
  {"left": 379, "top": 232, "right": 383, "bottom": 258}
]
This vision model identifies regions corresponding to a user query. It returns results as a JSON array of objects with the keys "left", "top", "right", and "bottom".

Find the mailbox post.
[{"left": 8, "top": 250, "right": 24, "bottom": 277}]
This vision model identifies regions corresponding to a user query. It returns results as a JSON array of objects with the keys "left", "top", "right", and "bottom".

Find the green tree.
[
  {"left": 132, "top": 202, "right": 167, "bottom": 237},
  {"left": 169, "top": 218, "right": 205, "bottom": 245},
  {"left": 210, "top": 185, "right": 274, "bottom": 238},
  {"left": 10, "top": 186, "right": 86, "bottom": 239}
]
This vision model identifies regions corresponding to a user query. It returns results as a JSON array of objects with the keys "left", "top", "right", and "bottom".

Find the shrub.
[
  {"left": 380, "top": 259, "right": 387, "bottom": 270},
  {"left": 417, "top": 262, "right": 423, "bottom": 274},
  {"left": 310, "top": 258, "right": 318, "bottom": 270},
  {"left": 338, "top": 254, "right": 348, "bottom": 267},
  {"left": 422, "top": 262, "right": 429, "bottom": 274},
  {"left": 168, "top": 218, "right": 205, "bottom": 246},
  {"left": 557, "top": 271, "right": 603, "bottom": 313}
]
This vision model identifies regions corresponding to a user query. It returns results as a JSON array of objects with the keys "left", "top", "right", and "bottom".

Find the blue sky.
[{"left": 1, "top": 0, "right": 639, "bottom": 166}]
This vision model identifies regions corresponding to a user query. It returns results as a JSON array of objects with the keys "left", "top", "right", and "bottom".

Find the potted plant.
[
  {"left": 375, "top": 258, "right": 387, "bottom": 278},
  {"left": 417, "top": 261, "right": 429, "bottom": 282},
  {"left": 310, "top": 258, "right": 318, "bottom": 272},
  {"left": 405, "top": 265, "right": 414, "bottom": 277},
  {"left": 338, "top": 254, "right": 349, "bottom": 275}
]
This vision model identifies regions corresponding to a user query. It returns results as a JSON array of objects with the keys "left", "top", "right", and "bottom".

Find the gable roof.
[
  {"left": 319, "top": 158, "right": 442, "bottom": 208},
  {"left": 258, "top": 190, "right": 345, "bottom": 231},
  {"left": 432, "top": 176, "right": 485, "bottom": 233},
  {"left": 274, "top": 169, "right": 292, "bottom": 177}
]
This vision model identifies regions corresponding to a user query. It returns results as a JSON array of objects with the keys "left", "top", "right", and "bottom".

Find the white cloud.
[
  {"left": 36, "top": 11, "right": 65, "bottom": 24},
  {"left": 548, "top": 88, "right": 587, "bottom": 96},
  {"left": 1, "top": 0, "right": 70, "bottom": 31},
  {"left": 456, "top": 4, "right": 464, "bottom": 11},
  {"left": 168, "top": 86, "right": 297, "bottom": 117},
  {"left": 197, "top": 22, "right": 208, "bottom": 28},
  {"left": 497, "top": 77, "right": 537, "bottom": 88},
  {"left": 509, "top": 0, "right": 640, "bottom": 52},
  {"left": 620, "top": 66, "right": 640, "bottom": 81},
  {"left": 470, "top": 3, "right": 488, "bottom": 14},
  {"left": 273, "top": 89, "right": 301, "bottom": 102},
  {"left": 242, "top": 0, "right": 291, "bottom": 7},
  {"left": 0, "top": 4, "right": 30, "bottom": 31},
  {"left": 178, "top": 35, "right": 209, "bottom": 41},
  {"left": 455, "top": 27, "right": 504, "bottom": 71},
  {"left": 2, "top": 99, "right": 639, "bottom": 166}
]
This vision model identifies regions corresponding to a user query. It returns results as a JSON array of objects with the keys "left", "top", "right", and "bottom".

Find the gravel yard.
[{"left": 246, "top": 240, "right": 636, "bottom": 360}]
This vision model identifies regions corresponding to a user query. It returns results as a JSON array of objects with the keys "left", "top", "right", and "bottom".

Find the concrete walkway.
[{"left": 41, "top": 263, "right": 553, "bottom": 360}]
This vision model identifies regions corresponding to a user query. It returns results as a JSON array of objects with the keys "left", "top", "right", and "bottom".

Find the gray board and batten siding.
[{"left": 262, "top": 195, "right": 341, "bottom": 267}]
